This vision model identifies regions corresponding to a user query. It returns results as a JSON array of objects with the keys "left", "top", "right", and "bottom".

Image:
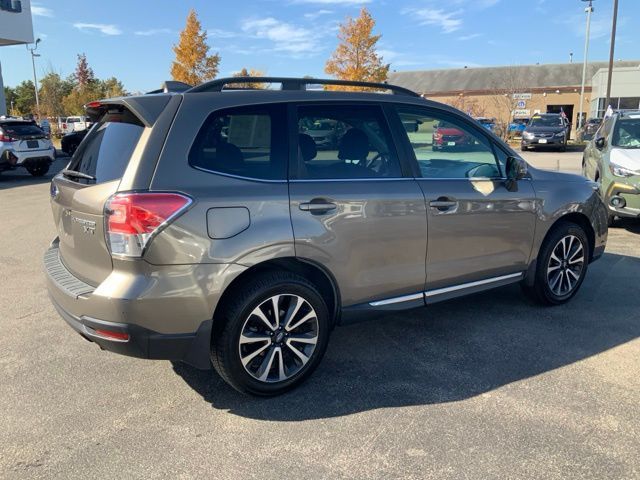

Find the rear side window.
[
  {"left": 295, "top": 104, "right": 402, "bottom": 179},
  {"left": 189, "top": 104, "right": 287, "bottom": 181},
  {"left": 66, "top": 110, "right": 144, "bottom": 184}
]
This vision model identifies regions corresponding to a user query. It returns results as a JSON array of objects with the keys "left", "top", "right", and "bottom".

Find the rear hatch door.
[{"left": 51, "top": 107, "right": 146, "bottom": 286}]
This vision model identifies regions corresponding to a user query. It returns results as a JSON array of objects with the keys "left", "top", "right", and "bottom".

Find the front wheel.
[
  {"left": 211, "top": 271, "right": 331, "bottom": 396},
  {"left": 523, "top": 222, "right": 589, "bottom": 305}
]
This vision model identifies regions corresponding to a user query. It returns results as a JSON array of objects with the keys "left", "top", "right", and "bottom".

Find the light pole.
[
  {"left": 604, "top": 0, "right": 619, "bottom": 115},
  {"left": 578, "top": 0, "right": 594, "bottom": 130},
  {"left": 26, "top": 38, "right": 42, "bottom": 119}
]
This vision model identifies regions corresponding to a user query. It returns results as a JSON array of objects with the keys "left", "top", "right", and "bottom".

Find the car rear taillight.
[
  {"left": 105, "top": 192, "right": 192, "bottom": 258},
  {"left": 0, "top": 133, "right": 16, "bottom": 142}
]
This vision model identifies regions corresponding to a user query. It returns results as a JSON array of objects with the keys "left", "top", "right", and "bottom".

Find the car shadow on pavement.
[
  {"left": 173, "top": 251, "right": 640, "bottom": 420},
  {"left": 0, "top": 157, "right": 67, "bottom": 190}
]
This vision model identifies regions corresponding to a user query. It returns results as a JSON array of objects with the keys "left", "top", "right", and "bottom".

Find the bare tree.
[{"left": 488, "top": 66, "right": 533, "bottom": 140}]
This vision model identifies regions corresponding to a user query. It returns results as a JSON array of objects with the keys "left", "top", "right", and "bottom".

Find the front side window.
[
  {"left": 189, "top": 105, "right": 286, "bottom": 181},
  {"left": 296, "top": 105, "right": 401, "bottom": 179},
  {"left": 397, "top": 108, "right": 502, "bottom": 179}
]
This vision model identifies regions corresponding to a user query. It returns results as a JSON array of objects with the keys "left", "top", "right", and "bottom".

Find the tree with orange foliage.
[
  {"left": 171, "top": 9, "right": 220, "bottom": 85},
  {"left": 230, "top": 68, "right": 267, "bottom": 89},
  {"left": 325, "top": 8, "right": 389, "bottom": 90}
]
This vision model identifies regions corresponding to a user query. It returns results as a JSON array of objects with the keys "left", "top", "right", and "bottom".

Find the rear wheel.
[
  {"left": 523, "top": 222, "right": 589, "bottom": 305},
  {"left": 211, "top": 271, "right": 331, "bottom": 396},
  {"left": 26, "top": 163, "right": 50, "bottom": 177}
]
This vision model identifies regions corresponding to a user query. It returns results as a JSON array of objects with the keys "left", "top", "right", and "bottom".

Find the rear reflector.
[
  {"left": 105, "top": 192, "right": 192, "bottom": 258},
  {"left": 94, "top": 329, "right": 130, "bottom": 342}
]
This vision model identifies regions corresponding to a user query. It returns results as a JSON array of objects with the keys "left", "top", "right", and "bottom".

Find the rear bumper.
[
  {"left": 49, "top": 293, "right": 212, "bottom": 367},
  {"left": 43, "top": 241, "right": 245, "bottom": 369},
  {"left": 14, "top": 147, "right": 55, "bottom": 165}
]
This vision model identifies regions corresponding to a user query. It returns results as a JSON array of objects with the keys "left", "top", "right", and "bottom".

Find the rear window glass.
[
  {"left": 0, "top": 122, "right": 44, "bottom": 137},
  {"left": 189, "top": 104, "right": 287, "bottom": 181},
  {"left": 66, "top": 110, "right": 144, "bottom": 184}
]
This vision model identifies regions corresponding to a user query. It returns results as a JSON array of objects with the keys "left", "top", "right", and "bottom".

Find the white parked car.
[
  {"left": 58, "top": 116, "right": 91, "bottom": 136},
  {"left": 0, "top": 119, "right": 55, "bottom": 176}
]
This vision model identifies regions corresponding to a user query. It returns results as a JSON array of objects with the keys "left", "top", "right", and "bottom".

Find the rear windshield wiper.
[{"left": 61, "top": 169, "right": 96, "bottom": 181}]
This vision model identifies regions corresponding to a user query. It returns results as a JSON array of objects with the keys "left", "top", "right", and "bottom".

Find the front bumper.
[
  {"left": 43, "top": 241, "right": 226, "bottom": 369},
  {"left": 522, "top": 137, "right": 565, "bottom": 148},
  {"left": 604, "top": 178, "right": 640, "bottom": 219}
]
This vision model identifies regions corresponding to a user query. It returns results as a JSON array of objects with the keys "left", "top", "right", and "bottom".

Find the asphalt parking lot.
[{"left": 1, "top": 150, "right": 638, "bottom": 479}]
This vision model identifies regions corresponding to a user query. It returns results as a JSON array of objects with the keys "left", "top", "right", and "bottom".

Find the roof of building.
[{"left": 388, "top": 61, "right": 640, "bottom": 94}]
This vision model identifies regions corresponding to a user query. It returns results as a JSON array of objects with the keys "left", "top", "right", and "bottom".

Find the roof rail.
[
  {"left": 147, "top": 81, "right": 193, "bottom": 94},
  {"left": 186, "top": 77, "right": 420, "bottom": 97}
]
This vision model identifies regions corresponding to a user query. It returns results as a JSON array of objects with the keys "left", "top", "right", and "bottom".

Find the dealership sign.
[
  {"left": 513, "top": 109, "right": 531, "bottom": 118},
  {"left": 512, "top": 93, "right": 532, "bottom": 100},
  {"left": 0, "top": 0, "right": 33, "bottom": 46}
]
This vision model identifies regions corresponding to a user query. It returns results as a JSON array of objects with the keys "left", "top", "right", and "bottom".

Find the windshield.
[
  {"left": 529, "top": 116, "right": 563, "bottom": 127},
  {"left": 66, "top": 109, "right": 144, "bottom": 184},
  {"left": 612, "top": 118, "right": 640, "bottom": 148}
]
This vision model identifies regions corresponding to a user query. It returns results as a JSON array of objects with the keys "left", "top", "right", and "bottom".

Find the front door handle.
[
  {"left": 299, "top": 200, "right": 337, "bottom": 214},
  {"left": 429, "top": 197, "right": 458, "bottom": 212}
]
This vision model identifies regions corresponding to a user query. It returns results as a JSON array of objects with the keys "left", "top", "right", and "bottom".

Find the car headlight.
[
  {"left": 554, "top": 131, "right": 565, "bottom": 137},
  {"left": 609, "top": 162, "right": 640, "bottom": 178},
  {"left": 523, "top": 132, "right": 534, "bottom": 139}
]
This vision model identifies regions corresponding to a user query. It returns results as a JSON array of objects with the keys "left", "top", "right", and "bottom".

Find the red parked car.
[{"left": 432, "top": 121, "right": 472, "bottom": 151}]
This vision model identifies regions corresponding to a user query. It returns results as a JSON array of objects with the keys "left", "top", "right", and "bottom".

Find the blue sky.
[{"left": 1, "top": 0, "right": 639, "bottom": 92}]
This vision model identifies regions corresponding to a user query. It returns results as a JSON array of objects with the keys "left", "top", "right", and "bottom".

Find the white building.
[
  {"left": 590, "top": 64, "right": 640, "bottom": 117},
  {"left": 0, "top": 0, "right": 35, "bottom": 116}
]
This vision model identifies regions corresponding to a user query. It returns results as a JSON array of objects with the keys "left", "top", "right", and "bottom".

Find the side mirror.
[
  {"left": 595, "top": 137, "right": 606, "bottom": 149},
  {"left": 506, "top": 156, "right": 528, "bottom": 181}
]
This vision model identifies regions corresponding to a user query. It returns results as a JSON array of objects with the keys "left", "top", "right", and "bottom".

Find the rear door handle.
[
  {"left": 299, "top": 200, "right": 337, "bottom": 213},
  {"left": 429, "top": 197, "right": 458, "bottom": 212}
]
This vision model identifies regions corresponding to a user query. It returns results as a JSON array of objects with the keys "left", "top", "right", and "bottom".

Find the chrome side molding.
[{"left": 368, "top": 272, "right": 524, "bottom": 307}]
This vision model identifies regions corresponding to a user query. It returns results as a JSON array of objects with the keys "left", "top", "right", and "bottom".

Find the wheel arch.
[
  {"left": 212, "top": 257, "right": 341, "bottom": 332},
  {"left": 525, "top": 211, "right": 596, "bottom": 286}
]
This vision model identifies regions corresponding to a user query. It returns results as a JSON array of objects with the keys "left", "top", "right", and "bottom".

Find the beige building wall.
[{"left": 427, "top": 89, "right": 592, "bottom": 138}]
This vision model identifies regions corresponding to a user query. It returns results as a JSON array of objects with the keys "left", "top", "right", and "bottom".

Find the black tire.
[
  {"left": 522, "top": 221, "right": 590, "bottom": 305},
  {"left": 211, "top": 271, "right": 331, "bottom": 396},
  {"left": 520, "top": 145, "right": 528, "bottom": 152},
  {"left": 26, "top": 163, "right": 50, "bottom": 177}
]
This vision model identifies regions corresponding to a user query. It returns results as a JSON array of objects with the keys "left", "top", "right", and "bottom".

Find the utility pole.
[
  {"left": 26, "top": 38, "right": 42, "bottom": 119},
  {"left": 604, "top": 0, "right": 619, "bottom": 114},
  {"left": 578, "top": 0, "right": 593, "bottom": 130}
]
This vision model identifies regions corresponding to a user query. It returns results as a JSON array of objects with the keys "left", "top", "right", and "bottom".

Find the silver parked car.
[{"left": 45, "top": 77, "right": 608, "bottom": 395}]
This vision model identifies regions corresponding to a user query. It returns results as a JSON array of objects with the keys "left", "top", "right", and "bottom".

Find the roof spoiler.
[
  {"left": 146, "top": 81, "right": 193, "bottom": 94},
  {"left": 186, "top": 77, "right": 420, "bottom": 97}
]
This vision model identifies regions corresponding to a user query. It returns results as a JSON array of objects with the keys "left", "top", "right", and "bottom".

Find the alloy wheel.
[
  {"left": 546, "top": 235, "right": 586, "bottom": 297},
  {"left": 238, "top": 294, "right": 319, "bottom": 383}
]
